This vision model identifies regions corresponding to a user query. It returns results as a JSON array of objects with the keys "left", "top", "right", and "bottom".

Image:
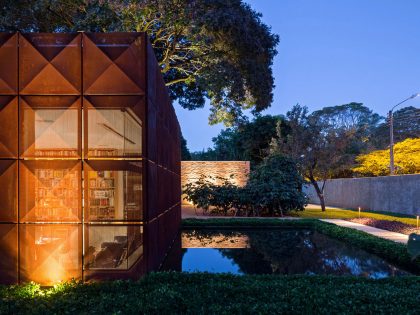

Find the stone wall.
[
  {"left": 181, "top": 161, "right": 250, "bottom": 204},
  {"left": 303, "top": 174, "right": 420, "bottom": 215}
]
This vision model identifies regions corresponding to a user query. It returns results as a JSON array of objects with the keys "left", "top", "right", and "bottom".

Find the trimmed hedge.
[
  {"left": 183, "top": 218, "right": 420, "bottom": 274},
  {"left": 1, "top": 273, "right": 420, "bottom": 314},
  {"left": 1, "top": 219, "right": 419, "bottom": 314}
]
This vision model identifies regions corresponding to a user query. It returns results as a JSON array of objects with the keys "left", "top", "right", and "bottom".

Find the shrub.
[{"left": 183, "top": 155, "right": 307, "bottom": 216}]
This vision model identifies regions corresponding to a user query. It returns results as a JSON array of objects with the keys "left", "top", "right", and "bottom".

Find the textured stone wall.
[
  {"left": 181, "top": 161, "right": 250, "bottom": 204},
  {"left": 303, "top": 174, "right": 420, "bottom": 215}
]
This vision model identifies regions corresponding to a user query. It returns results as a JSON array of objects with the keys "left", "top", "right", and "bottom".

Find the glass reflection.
[
  {"left": 84, "top": 225, "right": 143, "bottom": 270},
  {"left": 176, "top": 229, "right": 411, "bottom": 278},
  {"left": 20, "top": 96, "right": 80, "bottom": 158},
  {"left": 87, "top": 108, "right": 142, "bottom": 157},
  {"left": 19, "top": 224, "right": 81, "bottom": 285}
]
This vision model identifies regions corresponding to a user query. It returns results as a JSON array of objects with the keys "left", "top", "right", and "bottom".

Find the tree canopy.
[
  {"left": 353, "top": 138, "right": 420, "bottom": 177},
  {"left": 1, "top": 0, "right": 279, "bottom": 126},
  {"left": 270, "top": 104, "right": 377, "bottom": 211},
  {"left": 191, "top": 115, "right": 289, "bottom": 165},
  {"left": 372, "top": 106, "right": 420, "bottom": 149}
]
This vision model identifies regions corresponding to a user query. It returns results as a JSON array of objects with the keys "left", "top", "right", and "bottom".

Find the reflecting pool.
[{"left": 164, "top": 229, "right": 410, "bottom": 279}]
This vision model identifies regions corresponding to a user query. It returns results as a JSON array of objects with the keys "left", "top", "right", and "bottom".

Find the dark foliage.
[
  {"left": 181, "top": 134, "right": 191, "bottom": 160},
  {"left": 0, "top": 0, "right": 279, "bottom": 126},
  {"left": 373, "top": 106, "right": 420, "bottom": 149},
  {"left": 184, "top": 155, "right": 307, "bottom": 216},
  {"left": 191, "top": 114, "right": 289, "bottom": 165},
  {"left": 1, "top": 273, "right": 420, "bottom": 314}
]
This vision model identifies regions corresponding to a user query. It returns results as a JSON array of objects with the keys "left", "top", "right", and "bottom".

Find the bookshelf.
[
  {"left": 34, "top": 168, "right": 78, "bottom": 220},
  {"left": 87, "top": 169, "right": 142, "bottom": 221},
  {"left": 88, "top": 170, "right": 116, "bottom": 220},
  {"left": 123, "top": 171, "right": 142, "bottom": 220}
]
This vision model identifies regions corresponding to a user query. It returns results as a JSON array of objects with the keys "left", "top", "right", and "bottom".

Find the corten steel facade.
[{"left": 0, "top": 32, "right": 181, "bottom": 285}]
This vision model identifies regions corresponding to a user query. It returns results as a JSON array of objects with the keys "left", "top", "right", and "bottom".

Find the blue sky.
[{"left": 175, "top": 0, "right": 420, "bottom": 152}]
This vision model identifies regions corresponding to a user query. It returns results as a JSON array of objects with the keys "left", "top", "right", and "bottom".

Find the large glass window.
[
  {"left": 84, "top": 225, "right": 143, "bottom": 270},
  {"left": 19, "top": 161, "right": 81, "bottom": 222},
  {"left": 84, "top": 161, "right": 142, "bottom": 221},
  {"left": 20, "top": 96, "right": 81, "bottom": 158},
  {"left": 84, "top": 96, "right": 143, "bottom": 158},
  {"left": 19, "top": 224, "right": 82, "bottom": 285}
]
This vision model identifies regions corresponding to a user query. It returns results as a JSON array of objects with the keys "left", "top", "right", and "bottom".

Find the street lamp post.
[{"left": 388, "top": 93, "right": 420, "bottom": 175}]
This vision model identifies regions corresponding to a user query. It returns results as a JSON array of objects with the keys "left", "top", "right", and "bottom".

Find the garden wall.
[
  {"left": 303, "top": 174, "right": 420, "bottom": 215},
  {"left": 181, "top": 161, "right": 250, "bottom": 204}
]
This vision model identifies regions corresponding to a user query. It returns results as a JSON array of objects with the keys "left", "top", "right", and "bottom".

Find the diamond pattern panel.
[
  {"left": 0, "top": 160, "right": 18, "bottom": 223},
  {"left": 19, "top": 96, "right": 81, "bottom": 158},
  {"left": 84, "top": 95, "right": 144, "bottom": 158},
  {"left": 0, "top": 33, "right": 18, "bottom": 94},
  {"left": 19, "top": 224, "right": 82, "bottom": 285},
  {"left": 0, "top": 31, "right": 180, "bottom": 284},
  {"left": 0, "top": 224, "right": 18, "bottom": 284},
  {"left": 19, "top": 160, "right": 82, "bottom": 223},
  {"left": 0, "top": 96, "right": 18, "bottom": 158},
  {"left": 19, "top": 33, "right": 81, "bottom": 95},
  {"left": 83, "top": 33, "right": 146, "bottom": 95}
]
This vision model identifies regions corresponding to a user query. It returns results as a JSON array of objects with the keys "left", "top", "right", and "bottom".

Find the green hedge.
[
  {"left": 1, "top": 273, "right": 420, "bottom": 314},
  {"left": 183, "top": 218, "right": 420, "bottom": 274}
]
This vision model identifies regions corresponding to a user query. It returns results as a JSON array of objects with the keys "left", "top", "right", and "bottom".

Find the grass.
[
  {"left": 291, "top": 204, "right": 419, "bottom": 226},
  {"left": 183, "top": 218, "right": 420, "bottom": 274},
  {"left": 1, "top": 273, "right": 420, "bottom": 314}
]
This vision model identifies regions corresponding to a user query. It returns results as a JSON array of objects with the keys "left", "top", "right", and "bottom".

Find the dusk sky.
[{"left": 175, "top": 0, "right": 420, "bottom": 152}]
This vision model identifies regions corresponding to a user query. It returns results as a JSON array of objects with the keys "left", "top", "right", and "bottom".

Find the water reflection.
[{"left": 173, "top": 229, "right": 410, "bottom": 278}]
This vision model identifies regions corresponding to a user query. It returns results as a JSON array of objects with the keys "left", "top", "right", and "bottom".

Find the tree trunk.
[{"left": 309, "top": 176, "right": 326, "bottom": 212}]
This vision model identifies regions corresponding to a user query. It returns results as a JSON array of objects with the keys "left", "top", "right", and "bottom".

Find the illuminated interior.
[{"left": 0, "top": 32, "right": 181, "bottom": 285}]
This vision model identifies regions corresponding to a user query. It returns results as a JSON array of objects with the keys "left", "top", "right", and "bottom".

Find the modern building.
[{"left": 0, "top": 32, "right": 181, "bottom": 285}]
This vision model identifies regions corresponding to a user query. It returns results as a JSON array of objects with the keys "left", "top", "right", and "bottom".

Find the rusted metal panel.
[
  {"left": 0, "top": 96, "right": 18, "bottom": 158},
  {"left": 0, "top": 32, "right": 181, "bottom": 284},
  {"left": 19, "top": 33, "right": 81, "bottom": 95},
  {"left": 83, "top": 33, "right": 146, "bottom": 95},
  {"left": 0, "top": 33, "right": 18, "bottom": 94}
]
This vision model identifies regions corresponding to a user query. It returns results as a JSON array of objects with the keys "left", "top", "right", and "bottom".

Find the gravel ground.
[{"left": 347, "top": 218, "right": 419, "bottom": 235}]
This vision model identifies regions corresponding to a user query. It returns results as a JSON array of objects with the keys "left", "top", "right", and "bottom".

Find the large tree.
[
  {"left": 0, "top": 0, "right": 279, "bottom": 126},
  {"left": 372, "top": 106, "right": 420, "bottom": 149},
  {"left": 191, "top": 114, "right": 289, "bottom": 166},
  {"left": 271, "top": 104, "right": 372, "bottom": 211}
]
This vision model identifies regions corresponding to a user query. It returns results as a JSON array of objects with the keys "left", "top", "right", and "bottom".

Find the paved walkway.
[
  {"left": 321, "top": 219, "right": 409, "bottom": 244},
  {"left": 182, "top": 206, "right": 410, "bottom": 244}
]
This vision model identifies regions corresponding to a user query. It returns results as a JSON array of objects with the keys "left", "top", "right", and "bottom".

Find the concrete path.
[{"left": 321, "top": 219, "right": 409, "bottom": 244}]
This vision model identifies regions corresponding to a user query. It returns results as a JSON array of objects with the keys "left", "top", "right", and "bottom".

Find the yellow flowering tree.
[{"left": 353, "top": 138, "right": 420, "bottom": 176}]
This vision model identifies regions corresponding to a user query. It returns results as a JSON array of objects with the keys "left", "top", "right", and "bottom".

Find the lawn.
[
  {"left": 1, "top": 273, "right": 420, "bottom": 314},
  {"left": 292, "top": 204, "right": 419, "bottom": 226}
]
